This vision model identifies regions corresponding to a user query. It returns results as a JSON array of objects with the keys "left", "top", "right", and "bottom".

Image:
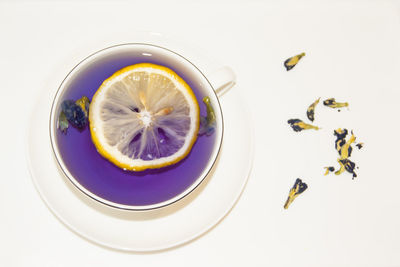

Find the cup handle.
[{"left": 207, "top": 66, "right": 236, "bottom": 97}]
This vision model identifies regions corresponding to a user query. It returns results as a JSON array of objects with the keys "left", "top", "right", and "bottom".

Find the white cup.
[{"left": 50, "top": 43, "right": 236, "bottom": 210}]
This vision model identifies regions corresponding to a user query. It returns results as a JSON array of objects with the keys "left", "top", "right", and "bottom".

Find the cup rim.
[{"left": 49, "top": 43, "right": 224, "bottom": 211}]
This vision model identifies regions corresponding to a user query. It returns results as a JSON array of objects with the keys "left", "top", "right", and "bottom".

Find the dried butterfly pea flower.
[
  {"left": 341, "top": 159, "right": 357, "bottom": 179},
  {"left": 339, "top": 130, "right": 356, "bottom": 160},
  {"left": 58, "top": 111, "right": 69, "bottom": 134},
  {"left": 288, "top": 119, "right": 319, "bottom": 132},
  {"left": 284, "top": 178, "right": 308, "bottom": 209},
  {"left": 59, "top": 96, "right": 90, "bottom": 131},
  {"left": 284, "top": 52, "right": 305, "bottom": 71},
  {"left": 75, "top": 96, "right": 90, "bottom": 117},
  {"left": 323, "top": 98, "right": 349, "bottom": 109},
  {"left": 356, "top": 143, "right": 364, "bottom": 149},
  {"left": 335, "top": 158, "right": 357, "bottom": 179},
  {"left": 334, "top": 128, "right": 348, "bottom": 154},
  {"left": 324, "top": 166, "right": 335, "bottom": 175},
  {"left": 307, "top": 97, "right": 320, "bottom": 122},
  {"left": 198, "top": 96, "right": 216, "bottom": 136},
  {"left": 330, "top": 129, "right": 360, "bottom": 179}
]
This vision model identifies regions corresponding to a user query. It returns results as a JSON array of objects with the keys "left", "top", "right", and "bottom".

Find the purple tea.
[{"left": 54, "top": 47, "right": 218, "bottom": 208}]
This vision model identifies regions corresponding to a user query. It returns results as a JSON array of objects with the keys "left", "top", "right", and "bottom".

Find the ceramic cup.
[{"left": 49, "top": 43, "right": 235, "bottom": 210}]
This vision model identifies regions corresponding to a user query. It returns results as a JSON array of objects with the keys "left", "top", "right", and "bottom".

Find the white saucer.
[{"left": 26, "top": 34, "right": 254, "bottom": 252}]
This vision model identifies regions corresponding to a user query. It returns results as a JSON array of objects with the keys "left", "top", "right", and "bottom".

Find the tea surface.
[{"left": 56, "top": 55, "right": 217, "bottom": 206}]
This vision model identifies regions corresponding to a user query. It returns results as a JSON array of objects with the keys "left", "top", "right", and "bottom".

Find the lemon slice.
[{"left": 89, "top": 63, "right": 200, "bottom": 171}]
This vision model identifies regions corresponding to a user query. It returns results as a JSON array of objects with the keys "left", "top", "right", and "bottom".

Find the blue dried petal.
[{"left": 61, "top": 100, "right": 88, "bottom": 129}]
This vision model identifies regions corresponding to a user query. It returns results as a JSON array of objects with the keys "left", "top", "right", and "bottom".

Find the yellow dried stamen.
[
  {"left": 335, "top": 159, "right": 346, "bottom": 175},
  {"left": 340, "top": 132, "right": 356, "bottom": 159}
]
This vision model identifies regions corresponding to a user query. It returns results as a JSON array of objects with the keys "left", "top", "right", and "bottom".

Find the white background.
[{"left": 1, "top": 0, "right": 400, "bottom": 266}]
